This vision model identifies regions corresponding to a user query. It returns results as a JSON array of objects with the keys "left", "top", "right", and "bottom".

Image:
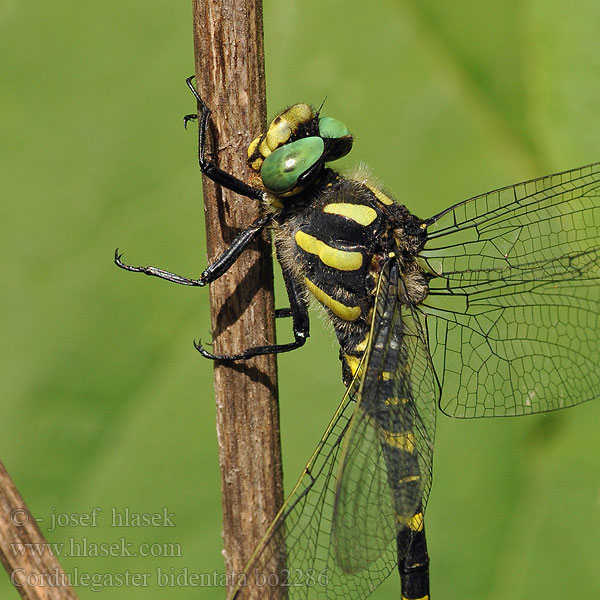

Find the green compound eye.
[
  {"left": 261, "top": 136, "right": 324, "bottom": 194},
  {"left": 318, "top": 116, "right": 350, "bottom": 139}
]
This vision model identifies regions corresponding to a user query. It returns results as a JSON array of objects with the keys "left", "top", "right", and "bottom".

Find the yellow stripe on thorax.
[
  {"left": 402, "top": 595, "right": 429, "bottom": 600},
  {"left": 322, "top": 203, "right": 378, "bottom": 225},
  {"left": 295, "top": 230, "right": 363, "bottom": 271},
  {"left": 366, "top": 184, "right": 395, "bottom": 205},
  {"left": 304, "top": 277, "right": 361, "bottom": 321},
  {"left": 354, "top": 333, "right": 370, "bottom": 353},
  {"left": 343, "top": 353, "right": 362, "bottom": 377}
]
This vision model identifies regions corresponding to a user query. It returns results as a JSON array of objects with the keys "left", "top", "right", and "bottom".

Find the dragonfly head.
[{"left": 247, "top": 103, "right": 353, "bottom": 198}]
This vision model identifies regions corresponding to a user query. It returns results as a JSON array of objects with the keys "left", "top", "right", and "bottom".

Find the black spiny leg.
[
  {"left": 183, "top": 113, "right": 197, "bottom": 129},
  {"left": 195, "top": 242, "right": 310, "bottom": 361},
  {"left": 116, "top": 76, "right": 270, "bottom": 285},
  {"left": 115, "top": 214, "right": 273, "bottom": 286},
  {"left": 185, "top": 75, "right": 265, "bottom": 201}
]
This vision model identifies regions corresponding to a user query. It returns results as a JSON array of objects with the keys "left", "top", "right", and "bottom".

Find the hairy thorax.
[{"left": 271, "top": 169, "right": 428, "bottom": 381}]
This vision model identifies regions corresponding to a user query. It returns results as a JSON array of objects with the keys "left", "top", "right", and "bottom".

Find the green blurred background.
[{"left": 2, "top": 0, "right": 600, "bottom": 598}]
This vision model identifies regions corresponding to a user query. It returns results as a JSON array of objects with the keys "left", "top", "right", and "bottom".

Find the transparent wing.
[
  {"left": 230, "top": 261, "right": 438, "bottom": 600},
  {"left": 419, "top": 161, "right": 600, "bottom": 418},
  {"left": 332, "top": 262, "right": 438, "bottom": 573}
]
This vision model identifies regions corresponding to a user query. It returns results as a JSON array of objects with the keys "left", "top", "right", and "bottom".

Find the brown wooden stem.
[
  {"left": 191, "top": 1, "right": 284, "bottom": 598},
  {"left": 0, "top": 459, "right": 78, "bottom": 599}
]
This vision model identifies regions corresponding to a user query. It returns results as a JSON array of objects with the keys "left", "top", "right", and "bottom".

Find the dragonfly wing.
[
  {"left": 230, "top": 261, "right": 439, "bottom": 599},
  {"left": 419, "top": 162, "right": 600, "bottom": 418},
  {"left": 332, "top": 260, "right": 438, "bottom": 573},
  {"left": 229, "top": 383, "right": 359, "bottom": 599}
]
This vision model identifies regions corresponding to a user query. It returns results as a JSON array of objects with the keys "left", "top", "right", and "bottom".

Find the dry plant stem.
[
  {"left": 0, "top": 459, "right": 78, "bottom": 599},
  {"left": 191, "top": 1, "right": 285, "bottom": 597}
]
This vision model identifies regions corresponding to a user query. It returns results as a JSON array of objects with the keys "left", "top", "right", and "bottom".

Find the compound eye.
[
  {"left": 261, "top": 136, "right": 324, "bottom": 194},
  {"left": 318, "top": 116, "right": 350, "bottom": 139},
  {"left": 318, "top": 116, "right": 353, "bottom": 161}
]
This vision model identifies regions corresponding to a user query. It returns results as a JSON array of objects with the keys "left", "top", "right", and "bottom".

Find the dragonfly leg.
[
  {"left": 183, "top": 113, "right": 197, "bottom": 129},
  {"left": 185, "top": 75, "right": 265, "bottom": 201},
  {"left": 115, "top": 214, "right": 273, "bottom": 287},
  {"left": 195, "top": 243, "right": 310, "bottom": 360}
]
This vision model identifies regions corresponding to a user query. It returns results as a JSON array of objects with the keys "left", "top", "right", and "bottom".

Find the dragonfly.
[{"left": 116, "top": 76, "right": 600, "bottom": 599}]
